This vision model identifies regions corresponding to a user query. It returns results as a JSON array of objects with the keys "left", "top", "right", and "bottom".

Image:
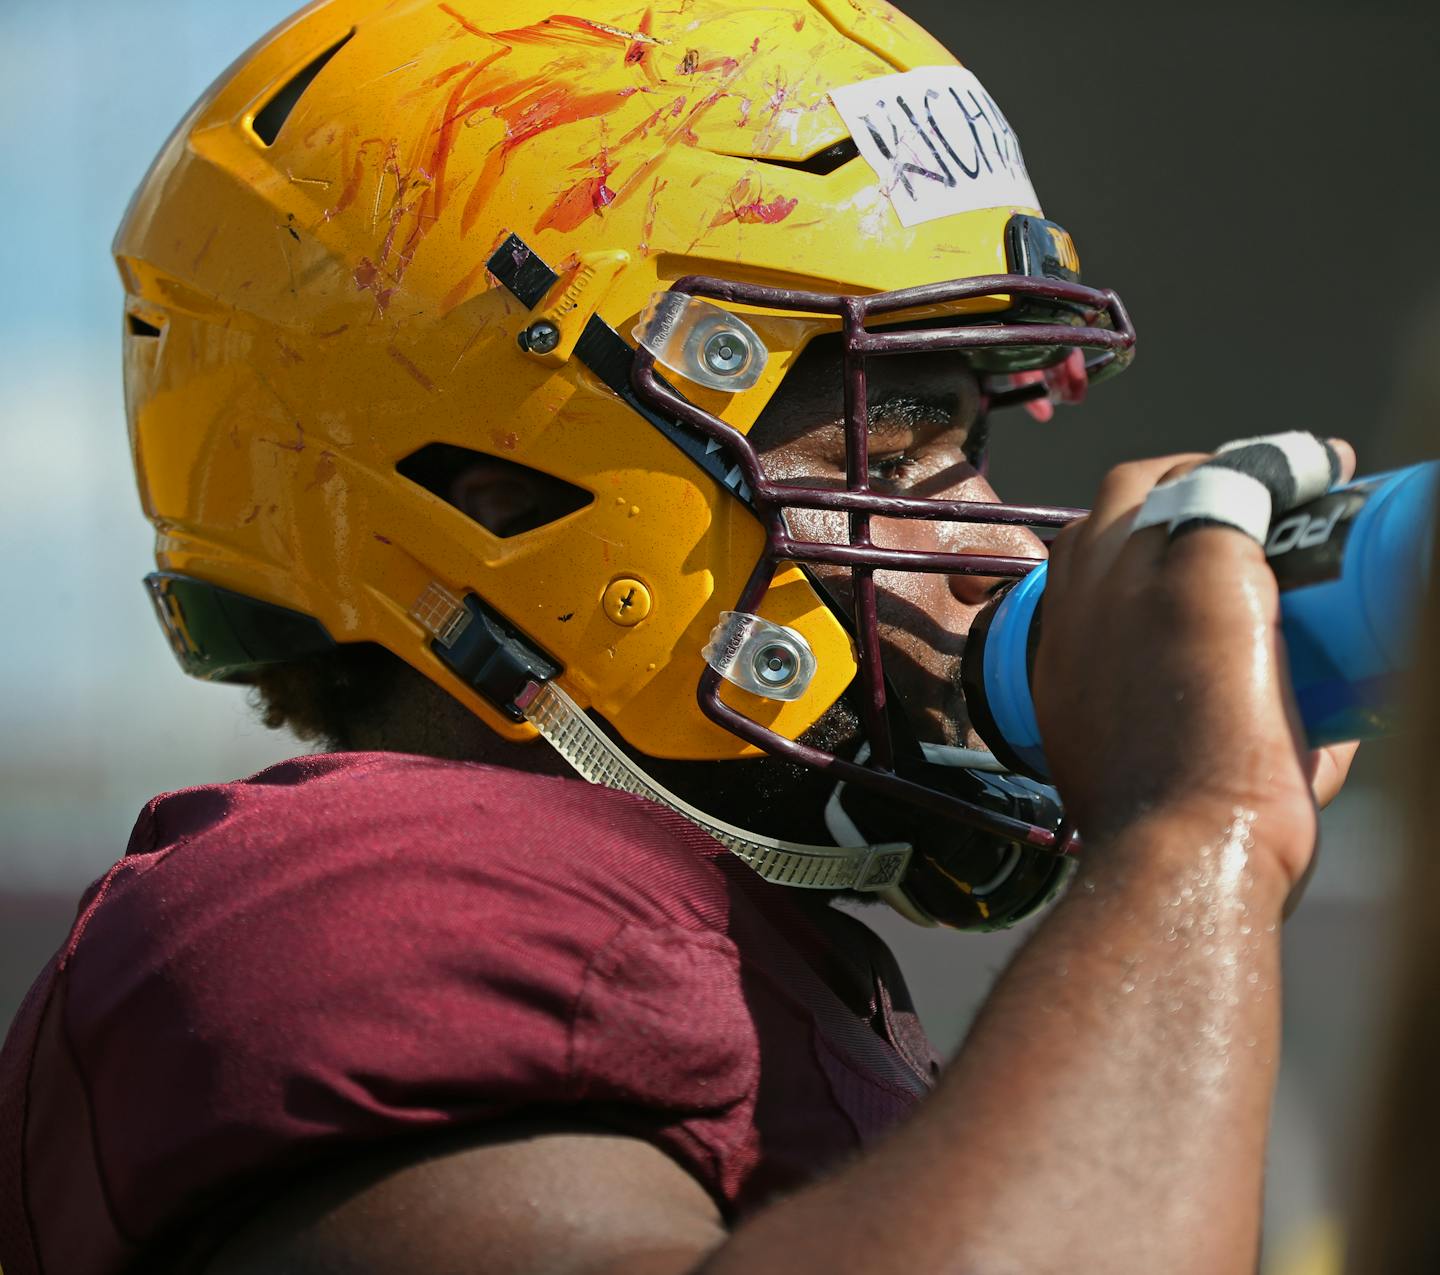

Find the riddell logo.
[
  {"left": 1265, "top": 505, "right": 1346, "bottom": 556},
  {"left": 719, "top": 621, "right": 749, "bottom": 665}
]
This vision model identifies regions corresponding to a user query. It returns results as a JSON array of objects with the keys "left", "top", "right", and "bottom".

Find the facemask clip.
[
  {"left": 633, "top": 293, "right": 768, "bottom": 392},
  {"left": 703, "top": 611, "right": 815, "bottom": 701}
]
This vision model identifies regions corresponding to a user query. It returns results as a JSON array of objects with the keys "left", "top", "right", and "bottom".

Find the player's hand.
[{"left": 1032, "top": 440, "right": 1357, "bottom": 891}]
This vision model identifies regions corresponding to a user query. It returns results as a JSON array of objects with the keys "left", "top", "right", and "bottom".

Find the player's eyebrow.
[
  {"left": 756, "top": 387, "right": 972, "bottom": 458},
  {"left": 866, "top": 390, "right": 961, "bottom": 435}
]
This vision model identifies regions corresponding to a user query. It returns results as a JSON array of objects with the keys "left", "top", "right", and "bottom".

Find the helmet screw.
[
  {"left": 602, "top": 577, "right": 652, "bottom": 627},
  {"left": 520, "top": 320, "right": 561, "bottom": 355},
  {"left": 752, "top": 641, "right": 799, "bottom": 688},
  {"left": 702, "top": 330, "right": 747, "bottom": 375}
]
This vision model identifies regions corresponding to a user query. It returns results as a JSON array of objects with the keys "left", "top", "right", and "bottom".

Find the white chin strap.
[{"left": 519, "top": 681, "right": 911, "bottom": 893}]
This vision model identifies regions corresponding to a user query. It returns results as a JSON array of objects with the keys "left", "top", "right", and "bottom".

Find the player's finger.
[
  {"left": 1075, "top": 453, "right": 1210, "bottom": 553},
  {"left": 1135, "top": 432, "right": 1345, "bottom": 545},
  {"left": 1116, "top": 432, "right": 1353, "bottom": 582}
]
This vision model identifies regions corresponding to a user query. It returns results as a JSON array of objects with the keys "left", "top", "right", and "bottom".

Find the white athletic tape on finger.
[
  {"left": 1130, "top": 466, "right": 1273, "bottom": 543},
  {"left": 1215, "top": 430, "right": 1336, "bottom": 507}
]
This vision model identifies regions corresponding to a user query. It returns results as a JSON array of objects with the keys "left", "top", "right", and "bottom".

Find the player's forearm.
[{"left": 703, "top": 806, "right": 1293, "bottom": 1275}]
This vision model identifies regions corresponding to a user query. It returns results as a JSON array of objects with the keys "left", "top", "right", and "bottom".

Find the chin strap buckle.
[{"left": 414, "top": 584, "right": 561, "bottom": 721}]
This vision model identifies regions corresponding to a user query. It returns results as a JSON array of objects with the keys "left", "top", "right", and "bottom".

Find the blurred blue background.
[
  {"left": 1, "top": 4, "right": 1436, "bottom": 1273},
  {"left": 0, "top": 1, "right": 308, "bottom": 899}
]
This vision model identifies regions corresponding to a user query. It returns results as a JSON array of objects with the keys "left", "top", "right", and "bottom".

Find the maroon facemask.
[{"left": 631, "top": 267, "right": 1136, "bottom": 856}]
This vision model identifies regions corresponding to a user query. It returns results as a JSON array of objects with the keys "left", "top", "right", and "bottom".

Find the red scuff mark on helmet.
[
  {"left": 535, "top": 150, "right": 618, "bottom": 233},
  {"left": 274, "top": 337, "right": 305, "bottom": 365},
  {"left": 425, "top": 60, "right": 480, "bottom": 89},
  {"left": 672, "top": 90, "right": 724, "bottom": 147},
  {"left": 681, "top": 52, "right": 739, "bottom": 77},
  {"left": 336, "top": 40, "right": 513, "bottom": 292},
  {"left": 456, "top": 37, "right": 757, "bottom": 239},
  {"left": 491, "top": 14, "right": 651, "bottom": 48},
  {"left": 345, "top": 135, "right": 436, "bottom": 303},
  {"left": 616, "top": 95, "right": 686, "bottom": 147},
  {"left": 260, "top": 422, "right": 307, "bottom": 454},
  {"left": 794, "top": 14, "right": 806, "bottom": 30},
  {"left": 710, "top": 177, "right": 798, "bottom": 227},
  {"left": 458, "top": 83, "right": 628, "bottom": 235},
  {"left": 438, "top": 3, "right": 490, "bottom": 40},
  {"left": 732, "top": 194, "right": 799, "bottom": 224},
  {"left": 325, "top": 136, "right": 384, "bottom": 221},
  {"left": 624, "top": 8, "right": 657, "bottom": 82},
  {"left": 638, "top": 176, "right": 669, "bottom": 256},
  {"left": 374, "top": 532, "right": 394, "bottom": 545},
  {"left": 618, "top": 105, "right": 665, "bottom": 146},
  {"left": 352, "top": 257, "right": 395, "bottom": 315},
  {"left": 304, "top": 450, "right": 338, "bottom": 492},
  {"left": 597, "top": 77, "right": 749, "bottom": 222},
  {"left": 510, "top": 85, "right": 622, "bottom": 149},
  {"left": 735, "top": 97, "right": 753, "bottom": 128},
  {"left": 388, "top": 345, "right": 437, "bottom": 393},
  {"left": 302, "top": 118, "right": 340, "bottom": 150},
  {"left": 440, "top": 260, "right": 491, "bottom": 315},
  {"left": 426, "top": 47, "right": 512, "bottom": 221},
  {"left": 190, "top": 226, "right": 218, "bottom": 272}
]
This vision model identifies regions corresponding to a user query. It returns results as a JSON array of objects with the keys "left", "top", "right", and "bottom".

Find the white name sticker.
[{"left": 829, "top": 66, "right": 1041, "bottom": 228}]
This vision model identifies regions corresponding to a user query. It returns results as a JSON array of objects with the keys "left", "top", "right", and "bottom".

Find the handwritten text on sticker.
[{"left": 829, "top": 66, "right": 1041, "bottom": 228}]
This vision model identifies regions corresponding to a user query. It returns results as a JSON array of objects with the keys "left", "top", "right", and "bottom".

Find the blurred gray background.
[{"left": 1, "top": 2, "right": 1435, "bottom": 1271}]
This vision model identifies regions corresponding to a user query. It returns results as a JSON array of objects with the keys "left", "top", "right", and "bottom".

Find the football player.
[{"left": 0, "top": 2, "right": 1355, "bottom": 1273}]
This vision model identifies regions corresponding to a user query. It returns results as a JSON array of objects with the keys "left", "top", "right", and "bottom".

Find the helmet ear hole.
[{"left": 397, "top": 444, "right": 593, "bottom": 539}]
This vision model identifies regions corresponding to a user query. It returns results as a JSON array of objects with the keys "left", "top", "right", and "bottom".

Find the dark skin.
[{"left": 206, "top": 340, "right": 1356, "bottom": 1274}]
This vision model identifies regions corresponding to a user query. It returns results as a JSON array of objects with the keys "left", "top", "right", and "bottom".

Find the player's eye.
[{"left": 869, "top": 453, "right": 919, "bottom": 483}]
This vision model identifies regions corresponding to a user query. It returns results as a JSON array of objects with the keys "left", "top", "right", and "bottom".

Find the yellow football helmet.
[{"left": 117, "top": 0, "right": 1134, "bottom": 927}]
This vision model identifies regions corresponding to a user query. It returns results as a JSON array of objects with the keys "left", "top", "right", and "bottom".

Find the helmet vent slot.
[
  {"left": 397, "top": 444, "right": 593, "bottom": 539},
  {"left": 750, "top": 138, "right": 859, "bottom": 176},
  {"left": 252, "top": 30, "right": 355, "bottom": 146},
  {"left": 126, "top": 313, "right": 162, "bottom": 337}
]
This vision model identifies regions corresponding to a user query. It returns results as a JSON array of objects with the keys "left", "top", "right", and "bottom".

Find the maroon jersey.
[{"left": 0, "top": 753, "right": 938, "bottom": 1274}]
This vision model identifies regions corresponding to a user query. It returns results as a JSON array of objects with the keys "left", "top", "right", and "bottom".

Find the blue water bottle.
[{"left": 961, "top": 462, "right": 1440, "bottom": 781}]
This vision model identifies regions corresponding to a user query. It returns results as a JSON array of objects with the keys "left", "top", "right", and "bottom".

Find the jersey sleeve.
[{"left": 4, "top": 755, "right": 763, "bottom": 1275}]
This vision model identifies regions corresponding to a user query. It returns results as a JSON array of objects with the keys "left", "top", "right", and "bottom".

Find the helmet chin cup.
[{"left": 827, "top": 745, "right": 1075, "bottom": 931}]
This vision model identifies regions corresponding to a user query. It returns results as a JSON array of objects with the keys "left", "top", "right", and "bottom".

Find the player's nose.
[
  {"left": 943, "top": 472, "right": 1049, "bottom": 607},
  {"left": 873, "top": 470, "right": 1047, "bottom": 607}
]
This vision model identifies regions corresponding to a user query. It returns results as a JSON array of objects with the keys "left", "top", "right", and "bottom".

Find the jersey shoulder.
[{"left": 2, "top": 754, "right": 763, "bottom": 1275}]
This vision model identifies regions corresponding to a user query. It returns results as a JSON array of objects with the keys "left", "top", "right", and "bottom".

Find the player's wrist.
[{"left": 1078, "top": 798, "right": 1315, "bottom": 904}]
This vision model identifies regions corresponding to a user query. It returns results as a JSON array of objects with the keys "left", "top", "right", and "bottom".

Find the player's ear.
[
  {"left": 448, "top": 459, "right": 547, "bottom": 539},
  {"left": 392, "top": 444, "right": 590, "bottom": 539}
]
